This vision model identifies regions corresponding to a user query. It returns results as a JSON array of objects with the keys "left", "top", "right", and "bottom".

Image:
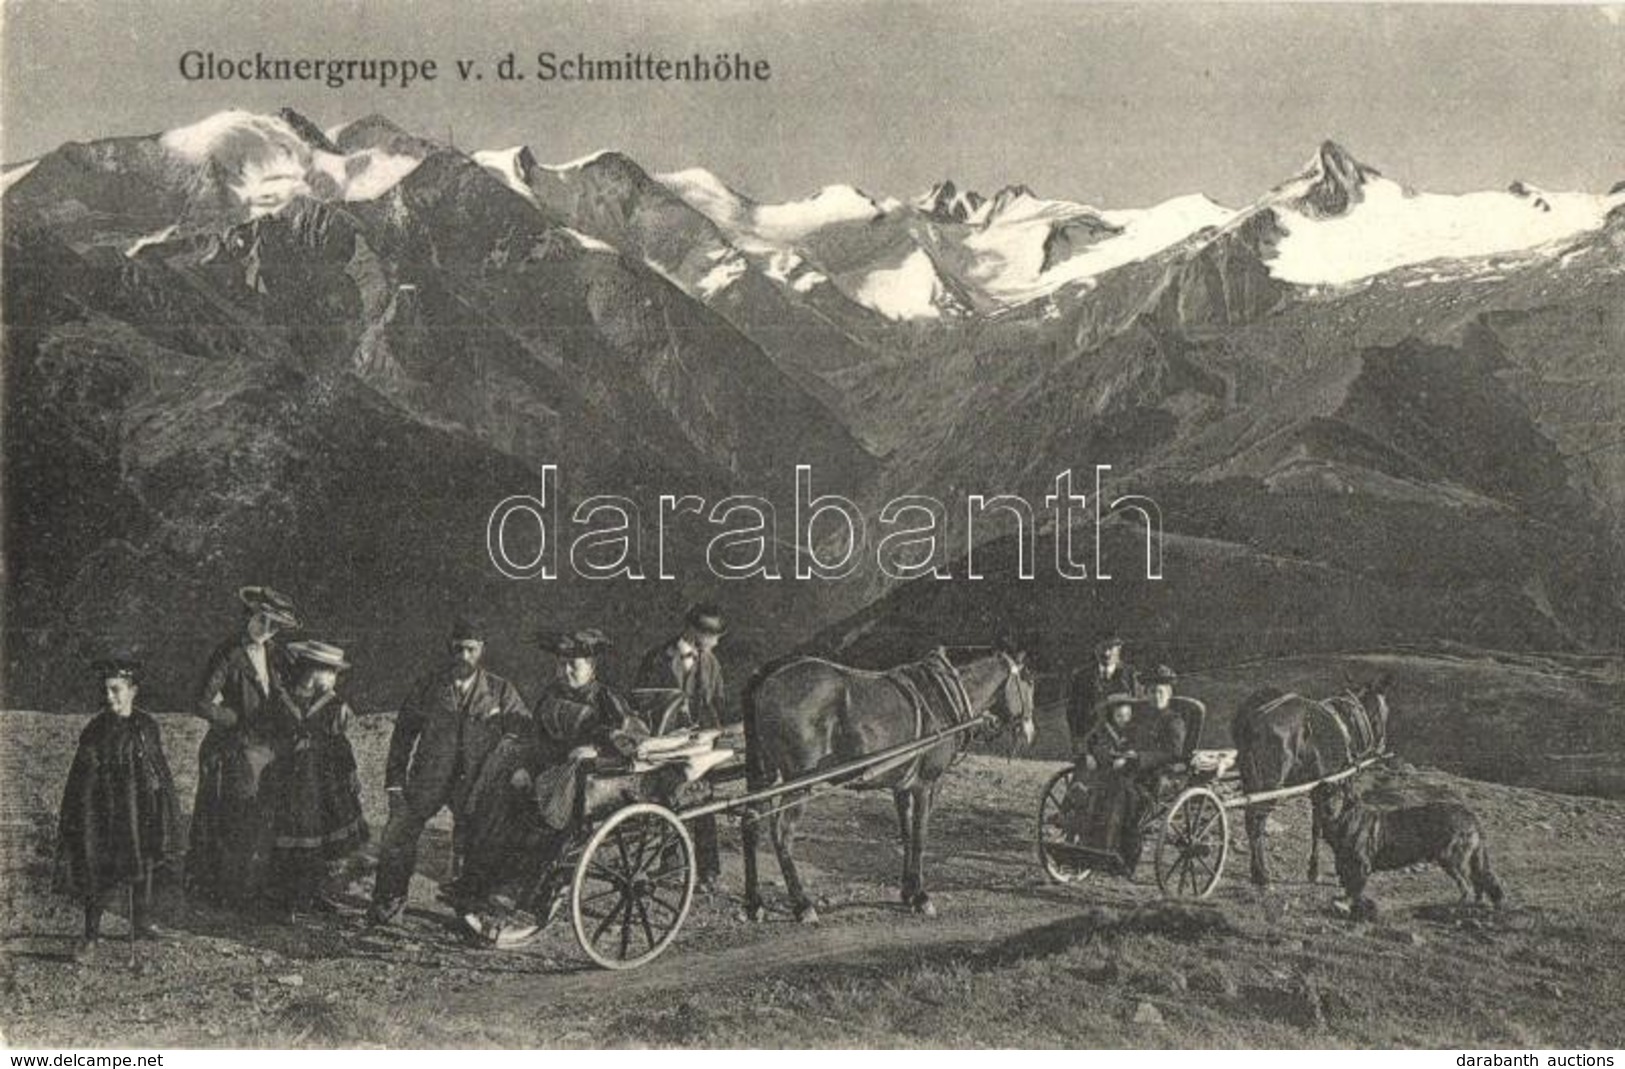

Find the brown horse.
[
  {"left": 741, "top": 643, "right": 1036, "bottom": 923},
  {"left": 1230, "top": 678, "right": 1391, "bottom": 887}
]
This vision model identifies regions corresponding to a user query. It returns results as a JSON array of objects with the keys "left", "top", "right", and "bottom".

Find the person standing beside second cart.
[{"left": 1066, "top": 632, "right": 1139, "bottom": 761}]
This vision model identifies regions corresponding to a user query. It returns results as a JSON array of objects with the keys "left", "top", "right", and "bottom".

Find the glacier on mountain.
[
  {"left": 1268, "top": 176, "right": 1625, "bottom": 285},
  {"left": 853, "top": 249, "right": 949, "bottom": 320}
]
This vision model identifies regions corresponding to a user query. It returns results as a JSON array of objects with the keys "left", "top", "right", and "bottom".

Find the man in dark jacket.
[
  {"left": 1066, "top": 633, "right": 1138, "bottom": 759},
  {"left": 186, "top": 585, "right": 298, "bottom": 909},
  {"left": 368, "top": 617, "right": 531, "bottom": 927},
  {"left": 56, "top": 657, "right": 180, "bottom": 961},
  {"left": 635, "top": 603, "right": 729, "bottom": 889}
]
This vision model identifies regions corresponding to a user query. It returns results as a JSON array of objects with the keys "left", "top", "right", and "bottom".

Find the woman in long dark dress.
[
  {"left": 453, "top": 629, "right": 646, "bottom": 933},
  {"left": 186, "top": 585, "right": 299, "bottom": 909},
  {"left": 262, "top": 640, "right": 368, "bottom": 917},
  {"left": 55, "top": 658, "right": 180, "bottom": 961}
]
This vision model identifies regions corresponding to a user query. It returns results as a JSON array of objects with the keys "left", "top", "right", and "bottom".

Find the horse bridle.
[{"left": 938, "top": 645, "right": 1033, "bottom": 744}]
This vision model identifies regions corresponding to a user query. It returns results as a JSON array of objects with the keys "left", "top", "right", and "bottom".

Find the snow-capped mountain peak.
[
  {"left": 1275, "top": 139, "right": 1384, "bottom": 219},
  {"left": 915, "top": 179, "right": 987, "bottom": 223},
  {"left": 471, "top": 145, "right": 538, "bottom": 201},
  {"left": 156, "top": 108, "right": 424, "bottom": 218}
]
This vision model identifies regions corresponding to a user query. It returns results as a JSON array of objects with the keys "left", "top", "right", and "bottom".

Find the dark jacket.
[
  {"left": 1131, "top": 704, "right": 1188, "bottom": 774},
  {"left": 55, "top": 710, "right": 180, "bottom": 902},
  {"left": 635, "top": 640, "right": 728, "bottom": 731},
  {"left": 194, "top": 635, "right": 292, "bottom": 798},
  {"left": 187, "top": 634, "right": 292, "bottom": 902},
  {"left": 1080, "top": 718, "right": 1137, "bottom": 776},
  {"left": 528, "top": 679, "right": 648, "bottom": 829},
  {"left": 1066, "top": 660, "right": 1139, "bottom": 752},
  {"left": 385, "top": 666, "right": 531, "bottom": 816}
]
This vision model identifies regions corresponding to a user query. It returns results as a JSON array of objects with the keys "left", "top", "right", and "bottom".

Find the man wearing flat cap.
[
  {"left": 187, "top": 585, "right": 299, "bottom": 909},
  {"left": 636, "top": 603, "right": 730, "bottom": 889},
  {"left": 55, "top": 658, "right": 180, "bottom": 960},
  {"left": 368, "top": 616, "right": 530, "bottom": 928},
  {"left": 1066, "top": 632, "right": 1139, "bottom": 762}
]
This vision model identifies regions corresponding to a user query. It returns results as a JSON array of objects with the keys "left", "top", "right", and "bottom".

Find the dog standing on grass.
[{"left": 1314, "top": 781, "right": 1505, "bottom": 918}]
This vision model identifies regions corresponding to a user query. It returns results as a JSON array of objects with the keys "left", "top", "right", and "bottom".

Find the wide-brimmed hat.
[
  {"left": 1099, "top": 691, "right": 1138, "bottom": 709},
  {"left": 286, "top": 640, "right": 352, "bottom": 670},
  {"left": 91, "top": 656, "right": 142, "bottom": 684},
  {"left": 541, "top": 628, "right": 611, "bottom": 659},
  {"left": 684, "top": 603, "right": 727, "bottom": 637},
  {"left": 239, "top": 585, "right": 299, "bottom": 627},
  {"left": 1149, "top": 664, "right": 1178, "bottom": 685}
]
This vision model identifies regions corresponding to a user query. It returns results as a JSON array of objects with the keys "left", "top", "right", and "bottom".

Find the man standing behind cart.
[
  {"left": 636, "top": 603, "right": 729, "bottom": 892},
  {"left": 367, "top": 616, "right": 530, "bottom": 928},
  {"left": 1066, "top": 632, "right": 1138, "bottom": 759}
]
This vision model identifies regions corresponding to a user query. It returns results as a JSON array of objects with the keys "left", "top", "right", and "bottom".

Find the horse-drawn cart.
[
  {"left": 471, "top": 704, "right": 1004, "bottom": 969},
  {"left": 1037, "top": 694, "right": 1387, "bottom": 900}
]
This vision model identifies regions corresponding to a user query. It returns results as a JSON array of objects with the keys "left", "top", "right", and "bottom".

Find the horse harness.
[
  {"left": 877, "top": 648, "right": 984, "bottom": 791},
  {"left": 1256, "top": 690, "right": 1381, "bottom": 765}
]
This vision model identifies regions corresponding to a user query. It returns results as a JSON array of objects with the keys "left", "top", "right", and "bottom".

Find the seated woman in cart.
[{"left": 453, "top": 629, "right": 648, "bottom": 934}]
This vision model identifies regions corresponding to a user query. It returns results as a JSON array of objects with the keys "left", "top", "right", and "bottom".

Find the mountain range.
[{"left": 4, "top": 108, "right": 1622, "bottom": 708}]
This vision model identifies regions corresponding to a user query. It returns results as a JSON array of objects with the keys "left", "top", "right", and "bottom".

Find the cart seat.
[{"left": 1189, "top": 748, "right": 1236, "bottom": 778}]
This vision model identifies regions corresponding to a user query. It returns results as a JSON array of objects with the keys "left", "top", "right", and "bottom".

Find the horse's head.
[
  {"left": 1350, "top": 674, "right": 1392, "bottom": 752},
  {"left": 991, "top": 640, "right": 1037, "bottom": 749}
]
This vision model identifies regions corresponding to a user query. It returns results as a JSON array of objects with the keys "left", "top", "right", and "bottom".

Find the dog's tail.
[{"left": 1470, "top": 838, "right": 1505, "bottom": 907}]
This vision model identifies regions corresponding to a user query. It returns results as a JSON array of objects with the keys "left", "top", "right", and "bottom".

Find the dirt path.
[{"left": 6, "top": 711, "right": 1625, "bottom": 1047}]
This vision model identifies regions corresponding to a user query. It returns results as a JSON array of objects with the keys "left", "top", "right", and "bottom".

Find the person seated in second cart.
[
  {"left": 1074, "top": 693, "right": 1152, "bottom": 872},
  {"left": 1129, "top": 664, "right": 1189, "bottom": 800}
]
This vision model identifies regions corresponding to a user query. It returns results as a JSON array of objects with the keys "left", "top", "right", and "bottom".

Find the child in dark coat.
[{"left": 55, "top": 658, "right": 180, "bottom": 961}]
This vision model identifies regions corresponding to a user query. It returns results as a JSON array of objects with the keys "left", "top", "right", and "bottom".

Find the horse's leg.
[
  {"left": 894, "top": 790, "right": 917, "bottom": 904},
  {"left": 908, "top": 783, "right": 937, "bottom": 917},
  {"left": 1306, "top": 788, "right": 1324, "bottom": 885},
  {"left": 1246, "top": 803, "right": 1272, "bottom": 887},
  {"left": 1303, "top": 755, "right": 1327, "bottom": 884},
  {"left": 770, "top": 794, "right": 818, "bottom": 924},
  {"left": 741, "top": 803, "right": 765, "bottom": 922}
]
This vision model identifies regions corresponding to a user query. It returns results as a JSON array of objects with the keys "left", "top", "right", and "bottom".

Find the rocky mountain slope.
[{"left": 5, "top": 110, "right": 1622, "bottom": 712}]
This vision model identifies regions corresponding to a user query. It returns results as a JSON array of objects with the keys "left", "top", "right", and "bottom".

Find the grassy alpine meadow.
[{"left": 3, "top": 650, "right": 1624, "bottom": 1047}]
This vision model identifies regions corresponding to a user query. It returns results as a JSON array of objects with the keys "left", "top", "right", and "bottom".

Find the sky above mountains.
[{"left": 4, "top": 0, "right": 1622, "bottom": 207}]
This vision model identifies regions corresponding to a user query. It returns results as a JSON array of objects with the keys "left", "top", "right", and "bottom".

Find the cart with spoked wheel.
[
  {"left": 1037, "top": 695, "right": 1384, "bottom": 899},
  {"left": 467, "top": 709, "right": 998, "bottom": 969}
]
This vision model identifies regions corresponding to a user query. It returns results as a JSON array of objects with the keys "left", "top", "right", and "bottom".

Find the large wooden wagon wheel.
[
  {"left": 571, "top": 803, "right": 696, "bottom": 970},
  {"left": 1037, "top": 766, "right": 1094, "bottom": 884},
  {"left": 1154, "top": 787, "right": 1229, "bottom": 900}
]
